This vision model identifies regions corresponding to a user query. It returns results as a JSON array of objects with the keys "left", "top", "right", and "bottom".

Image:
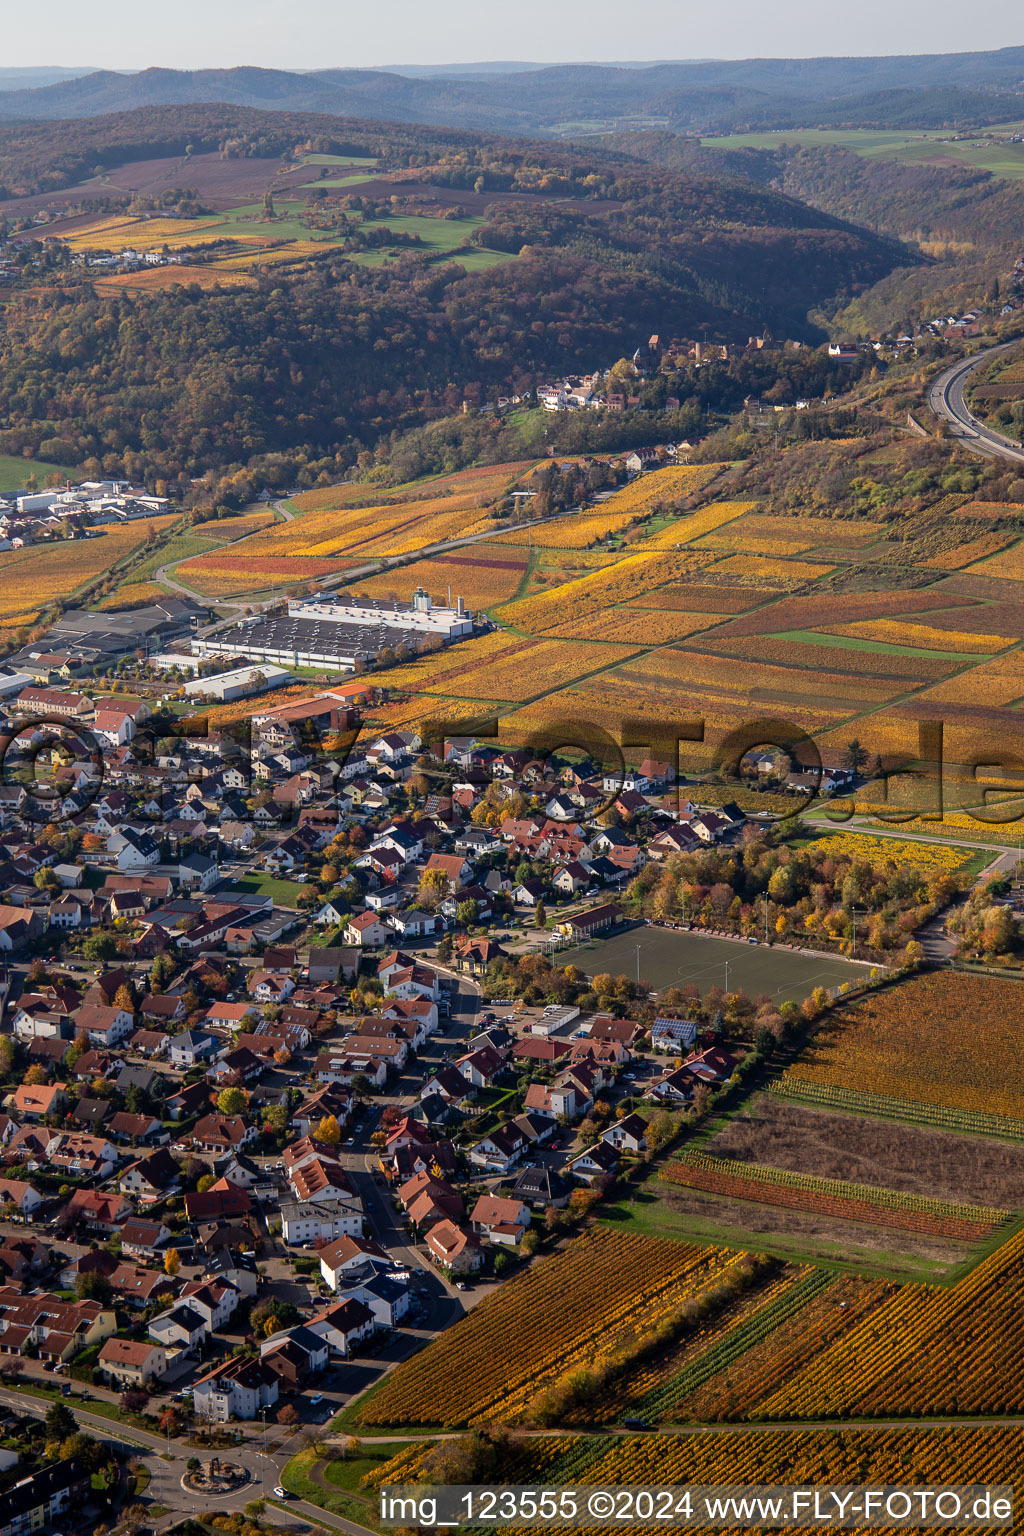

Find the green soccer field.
[{"left": 569, "top": 923, "right": 871, "bottom": 1003}]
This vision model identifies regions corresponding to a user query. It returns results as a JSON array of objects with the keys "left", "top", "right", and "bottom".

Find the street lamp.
[
  {"left": 636, "top": 944, "right": 641, "bottom": 985},
  {"left": 850, "top": 906, "right": 865, "bottom": 959},
  {"left": 724, "top": 960, "right": 730, "bottom": 995}
]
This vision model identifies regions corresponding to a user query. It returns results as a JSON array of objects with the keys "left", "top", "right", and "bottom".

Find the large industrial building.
[
  {"left": 10, "top": 596, "right": 210, "bottom": 672},
  {"left": 191, "top": 588, "right": 474, "bottom": 673},
  {"left": 181, "top": 664, "right": 293, "bottom": 702}
]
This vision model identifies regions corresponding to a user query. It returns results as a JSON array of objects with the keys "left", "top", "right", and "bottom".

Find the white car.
[{"left": 273, "top": 1486, "right": 292, "bottom": 1500}]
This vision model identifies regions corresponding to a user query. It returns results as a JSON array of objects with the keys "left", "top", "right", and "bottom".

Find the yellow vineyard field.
[
  {"left": 0, "top": 516, "right": 179, "bottom": 622},
  {"left": 497, "top": 551, "right": 713, "bottom": 633},
  {"left": 955, "top": 500, "right": 1024, "bottom": 519},
  {"left": 97, "top": 581, "right": 171, "bottom": 610},
  {"left": 289, "top": 461, "right": 535, "bottom": 516},
  {"left": 804, "top": 832, "right": 971, "bottom": 876},
  {"left": 61, "top": 215, "right": 231, "bottom": 249},
  {"left": 209, "top": 242, "right": 333, "bottom": 270},
  {"left": 627, "top": 500, "right": 755, "bottom": 551},
  {"left": 780, "top": 972, "right": 1024, "bottom": 1121},
  {"left": 377, "top": 630, "right": 533, "bottom": 694},
  {"left": 365, "top": 1425, "right": 1024, "bottom": 1504},
  {"left": 730, "top": 513, "right": 886, "bottom": 545},
  {"left": 821, "top": 618, "right": 1011, "bottom": 653},
  {"left": 697, "top": 534, "right": 815, "bottom": 555},
  {"left": 543, "top": 607, "right": 727, "bottom": 644},
  {"left": 488, "top": 467, "right": 728, "bottom": 550},
  {"left": 359, "top": 1228, "right": 739, "bottom": 1427},
  {"left": 352, "top": 554, "right": 526, "bottom": 610},
  {"left": 710, "top": 553, "right": 834, "bottom": 583},
  {"left": 93, "top": 266, "right": 254, "bottom": 294},
  {"left": 192, "top": 510, "right": 277, "bottom": 539},
  {"left": 964, "top": 540, "right": 1024, "bottom": 580},
  {"left": 914, "top": 649, "right": 1024, "bottom": 706},
  {"left": 420, "top": 637, "right": 640, "bottom": 703},
  {"left": 923, "top": 534, "right": 1015, "bottom": 569}
]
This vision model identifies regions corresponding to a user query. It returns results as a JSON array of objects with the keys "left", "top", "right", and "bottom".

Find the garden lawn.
[{"left": 322, "top": 1448, "right": 411, "bottom": 1492}]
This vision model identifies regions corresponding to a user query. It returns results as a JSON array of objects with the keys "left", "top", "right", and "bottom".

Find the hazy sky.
[{"left": 4, "top": 0, "right": 1022, "bottom": 71}]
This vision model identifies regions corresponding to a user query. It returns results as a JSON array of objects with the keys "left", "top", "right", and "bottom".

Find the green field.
[
  {"left": 0, "top": 454, "right": 71, "bottom": 492},
  {"left": 774, "top": 628, "right": 1002, "bottom": 662},
  {"left": 346, "top": 212, "right": 510, "bottom": 270},
  {"left": 220, "top": 874, "right": 309, "bottom": 907},
  {"left": 569, "top": 923, "right": 870, "bottom": 1002},
  {"left": 212, "top": 200, "right": 339, "bottom": 244},
  {"left": 305, "top": 173, "right": 380, "bottom": 189},
  {"left": 301, "top": 153, "right": 379, "bottom": 167},
  {"left": 701, "top": 124, "right": 1024, "bottom": 179},
  {"left": 199, "top": 201, "right": 509, "bottom": 270}
]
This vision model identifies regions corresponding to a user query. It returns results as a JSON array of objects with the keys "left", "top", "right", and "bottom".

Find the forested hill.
[
  {"left": 0, "top": 50, "right": 1021, "bottom": 133},
  {"left": 0, "top": 107, "right": 910, "bottom": 490},
  {"left": 600, "top": 130, "right": 1024, "bottom": 258},
  {"left": 0, "top": 103, "right": 896, "bottom": 239}
]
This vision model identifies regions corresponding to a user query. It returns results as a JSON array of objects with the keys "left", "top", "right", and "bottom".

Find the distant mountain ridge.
[
  {"left": 0, "top": 65, "right": 98, "bottom": 93},
  {"left": 0, "top": 48, "right": 1021, "bottom": 133}
]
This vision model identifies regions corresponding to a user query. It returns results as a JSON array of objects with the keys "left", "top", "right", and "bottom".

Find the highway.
[{"left": 927, "top": 342, "right": 1024, "bottom": 465}]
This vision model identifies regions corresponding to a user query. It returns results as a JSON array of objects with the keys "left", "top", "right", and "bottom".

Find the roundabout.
[{"left": 181, "top": 1456, "right": 251, "bottom": 1498}]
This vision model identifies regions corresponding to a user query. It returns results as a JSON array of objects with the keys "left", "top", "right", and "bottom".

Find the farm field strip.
[
  {"left": 758, "top": 1224, "right": 1024, "bottom": 1418},
  {"left": 768, "top": 1080, "right": 1024, "bottom": 1141},
  {"left": 578, "top": 1263, "right": 801, "bottom": 1424},
  {"left": 289, "top": 460, "right": 536, "bottom": 515},
  {"left": 626, "top": 499, "right": 756, "bottom": 550},
  {"left": 541, "top": 607, "right": 729, "bottom": 643},
  {"left": 767, "top": 628, "right": 987, "bottom": 664},
  {"left": 634, "top": 1269, "right": 833, "bottom": 1421},
  {"left": 820, "top": 618, "right": 1013, "bottom": 654},
  {"left": 93, "top": 265, "right": 255, "bottom": 293},
  {"left": 417, "top": 637, "right": 642, "bottom": 702},
  {"left": 0, "top": 514, "right": 179, "bottom": 622},
  {"left": 495, "top": 550, "right": 716, "bottom": 633},
  {"left": 660, "top": 1153, "right": 1009, "bottom": 1241},
  {"left": 706, "top": 553, "right": 835, "bottom": 583}
]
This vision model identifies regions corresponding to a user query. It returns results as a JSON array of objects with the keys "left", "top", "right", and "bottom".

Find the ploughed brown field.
[
  {"left": 705, "top": 1093, "right": 1024, "bottom": 1209},
  {"left": 652, "top": 1178, "right": 968, "bottom": 1270}
]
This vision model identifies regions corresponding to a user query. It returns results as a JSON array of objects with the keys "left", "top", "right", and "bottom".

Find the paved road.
[
  {"left": 927, "top": 343, "right": 1024, "bottom": 465},
  {"left": 0, "top": 1382, "right": 379, "bottom": 1536},
  {"left": 339, "top": 966, "right": 485, "bottom": 1311}
]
